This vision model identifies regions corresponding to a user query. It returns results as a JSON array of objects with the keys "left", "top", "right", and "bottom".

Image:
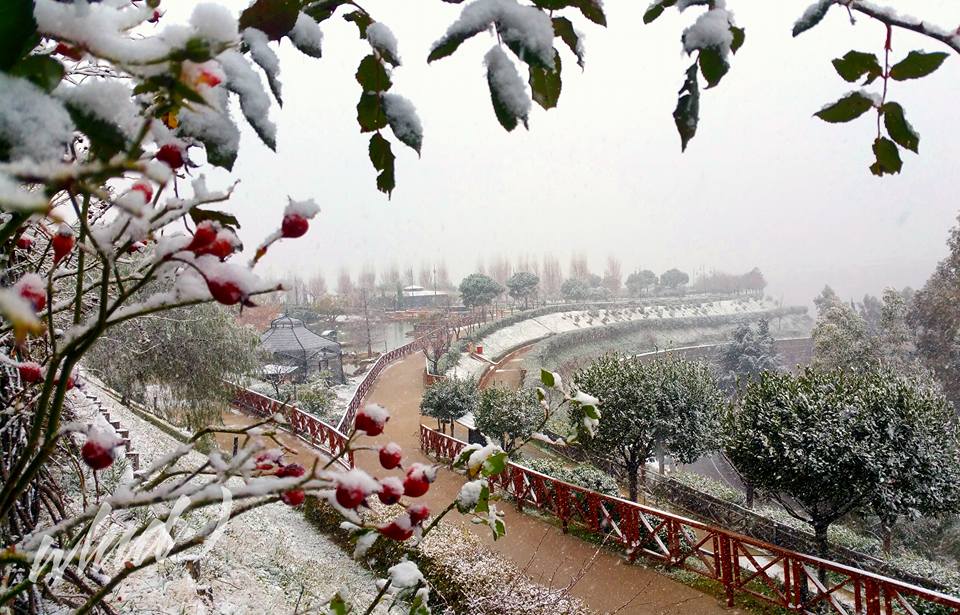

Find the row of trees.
[{"left": 568, "top": 354, "right": 960, "bottom": 559}]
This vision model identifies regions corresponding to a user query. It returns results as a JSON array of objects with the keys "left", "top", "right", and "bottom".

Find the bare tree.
[
  {"left": 569, "top": 253, "right": 590, "bottom": 282},
  {"left": 490, "top": 255, "right": 512, "bottom": 285},
  {"left": 359, "top": 264, "right": 377, "bottom": 292},
  {"left": 307, "top": 272, "right": 328, "bottom": 303},
  {"left": 436, "top": 261, "right": 451, "bottom": 289},
  {"left": 336, "top": 268, "right": 355, "bottom": 304},
  {"left": 421, "top": 323, "right": 453, "bottom": 374},
  {"left": 402, "top": 266, "right": 415, "bottom": 286},
  {"left": 603, "top": 256, "right": 623, "bottom": 296},
  {"left": 419, "top": 263, "right": 433, "bottom": 287},
  {"left": 542, "top": 254, "right": 562, "bottom": 300}
]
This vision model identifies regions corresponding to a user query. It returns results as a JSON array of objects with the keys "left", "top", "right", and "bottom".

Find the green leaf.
[
  {"left": 814, "top": 91, "right": 874, "bottom": 123},
  {"left": 326, "top": 593, "right": 349, "bottom": 615},
  {"left": 239, "top": 0, "right": 300, "bottom": 40},
  {"left": 343, "top": 10, "right": 373, "bottom": 38},
  {"left": 698, "top": 47, "right": 729, "bottom": 89},
  {"left": 792, "top": 0, "right": 832, "bottom": 37},
  {"left": 577, "top": 0, "right": 606, "bottom": 26},
  {"left": 356, "top": 93, "right": 387, "bottom": 132},
  {"left": 355, "top": 54, "right": 392, "bottom": 93},
  {"left": 552, "top": 17, "right": 584, "bottom": 69},
  {"left": 303, "top": 0, "right": 348, "bottom": 23},
  {"left": 475, "top": 484, "right": 490, "bottom": 513},
  {"left": 673, "top": 63, "right": 700, "bottom": 152},
  {"left": 0, "top": 0, "right": 38, "bottom": 71},
  {"left": 9, "top": 55, "right": 65, "bottom": 93},
  {"left": 536, "top": 387, "right": 546, "bottom": 402},
  {"left": 481, "top": 451, "right": 507, "bottom": 477},
  {"left": 871, "top": 137, "right": 902, "bottom": 176},
  {"left": 529, "top": 51, "right": 562, "bottom": 110},
  {"left": 368, "top": 133, "right": 395, "bottom": 197},
  {"left": 730, "top": 26, "right": 746, "bottom": 55},
  {"left": 643, "top": 0, "right": 677, "bottom": 24},
  {"left": 831, "top": 50, "right": 882, "bottom": 84},
  {"left": 882, "top": 102, "right": 919, "bottom": 153},
  {"left": 540, "top": 369, "right": 556, "bottom": 388},
  {"left": 581, "top": 404, "right": 600, "bottom": 420},
  {"left": 190, "top": 208, "right": 242, "bottom": 230},
  {"left": 493, "top": 518, "right": 506, "bottom": 539},
  {"left": 64, "top": 103, "right": 129, "bottom": 161},
  {"left": 889, "top": 50, "right": 949, "bottom": 81}
]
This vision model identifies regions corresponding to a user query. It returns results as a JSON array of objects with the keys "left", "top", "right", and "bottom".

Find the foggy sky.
[{"left": 165, "top": 1, "right": 960, "bottom": 307}]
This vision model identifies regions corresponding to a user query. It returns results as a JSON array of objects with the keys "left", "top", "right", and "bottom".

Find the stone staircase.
[{"left": 81, "top": 390, "right": 140, "bottom": 471}]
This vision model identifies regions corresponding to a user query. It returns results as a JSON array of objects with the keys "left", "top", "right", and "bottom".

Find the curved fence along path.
[
  {"left": 421, "top": 426, "right": 960, "bottom": 615},
  {"left": 230, "top": 315, "right": 960, "bottom": 614}
]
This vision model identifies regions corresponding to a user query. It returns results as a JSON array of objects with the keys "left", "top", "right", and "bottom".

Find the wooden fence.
[{"left": 420, "top": 425, "right": 960, "bottom": 615}]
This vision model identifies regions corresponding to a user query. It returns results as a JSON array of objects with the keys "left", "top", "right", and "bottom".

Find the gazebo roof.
[{"left": 260, "top": 315, "right": 340, "bottom": 360}]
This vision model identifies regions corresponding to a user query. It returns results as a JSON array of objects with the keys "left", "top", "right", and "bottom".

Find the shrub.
[{"left": 523, "top": 458, "right": 620, "bottom": 497}]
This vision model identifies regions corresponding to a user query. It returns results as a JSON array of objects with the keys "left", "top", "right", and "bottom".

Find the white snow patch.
[{"left": 0, "top": 73, "right": 74, "bottom": 163}]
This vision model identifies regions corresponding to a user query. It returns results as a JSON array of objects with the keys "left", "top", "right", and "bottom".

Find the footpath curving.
[{"left": 231, "top": 319, "right": 960, "bottom": 615}]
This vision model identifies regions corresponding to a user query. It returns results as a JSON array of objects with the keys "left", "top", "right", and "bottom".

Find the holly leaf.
[
  {"left": 882, "top": 102, "right": 919, "bottom": 153},
  {"left": 643, "top": 0, "right": 677, "bottom": 24},
  {"left": 355, "top": 54, "right": 392, "bottom": 92},
  {"left": 303, "top": 0, "right": 348, "bottom": 23},
  {"left": 698, "top": 47, "right": 729, "bottom": 89},
  {"left": 814, "top": 91, "right": 874, "bottom": 123},
  {"left": 481, "top": 451, "right": 507, "bottom": 477},
  {"left": 832, "top": 50, "right": 882, "bottom": 84},
  {"left": 9, "top": 55, "right": 65, "bottom": 93},
  {"left": 357, "top": 93, "right": 387, "bottom": 132},
  {"left": 368, "top": 133, "right": 395, "bottom": 197},
  {"left": 190, "top": 208, "right": 241, "bottom": 230},
  {"left": 793, "top": 0, "right": 833, "bottom": 37},
  {"left": 529, "top": 51, "right": 562, "bottom": 110},
  {"left": 239, "top": 0, "right": 300, "bottom": 40},
  {"left": 343, "top": 10, "right": 373, "bottom": 38},
  {"left": 0, "top": 0, "right": 37, "bottom": 70},
  {"left": 673, "top": 63, "right": 700, "bottom": 151},
  {"left": 577, "top": 0, "right": 606, "bottom": 26},
  {"left": 552, "top": 17, "right": 584, "bottom": 69},
  {"left": 889, "top": 50, "right": 949, "bottom": 81},
  {"left": 63, "top": 103, "right": 129, "bottom": 161},
  {"left": 730, "top": 26, "right": 746, "bottom": 55},
  {"left": 870, "top": 137, "right": 902, "bottom": 176}
]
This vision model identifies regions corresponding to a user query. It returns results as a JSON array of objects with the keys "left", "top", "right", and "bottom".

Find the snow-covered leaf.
[
  {"left": 366, "top": 22, "right": 401, "bottom": 66},
  {"left": 793, "top": 0, "right": 833, "bottom": 37},
  {"left": 529, "top": 50, "right": 562, "bottom": 109},
  {"left": 552, "top": 17, "right": 584, "bottom": 69},
  {"left": 815, "top": 91, "right": 874, "bottom": 123},
  {"left": 288, "top": 12, "right": 324, "bottom": 58},
  {"left": 643, "top": 0, "right": 677, "bottom": 24},
  {"left": 243, "top": 28, "right": 283, "bottom": 106},
  {"left": 484, "top": 46, "right": 530, "bottom": 132},
  {"left": 882, "top": 102, "right": 919, "bottom": 153},
  {"left": 218, "top": 50, "right": 276, "bottom": 150},
  {"left": 9, "top": 55, "right": 64, "bottom": 93},
  {"left": 239, "top": 0, "right": 299, "bottom": 40},
  {"left": 382, "top": 93, "right": 422, "bottom": 154},
  {"left": 673, "top": 63, "right": 699, "bottom": 151},
  {"left": 177, "top": 100, "right": 241, "bottom": 170}
]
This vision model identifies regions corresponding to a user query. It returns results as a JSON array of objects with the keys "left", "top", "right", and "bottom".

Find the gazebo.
[{"left": 259, "top": 315, "right": 345, "bottom": 384}]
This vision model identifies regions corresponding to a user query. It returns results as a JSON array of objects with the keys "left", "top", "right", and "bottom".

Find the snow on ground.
[
  {"left": 451, "top": 297, "right": 779, "bottom": 380},
  {"left": 66, "top": 377, "right": 386, "bottom": 614}
]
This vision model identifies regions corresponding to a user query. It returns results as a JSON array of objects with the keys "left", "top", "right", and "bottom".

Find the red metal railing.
[
  {"left": 231, "top": 387, "right": 353, "bottom": 468},
  {"left": 420, "top": 425, "right": 960, "bottom": 615}
]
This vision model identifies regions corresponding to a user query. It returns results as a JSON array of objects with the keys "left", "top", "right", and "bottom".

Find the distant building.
[
  {"left": 259, "top": 315, "right": 345, "bottom": 383},
  {"left": 401, "top": 285, "right": 450, "bottom": 309}
]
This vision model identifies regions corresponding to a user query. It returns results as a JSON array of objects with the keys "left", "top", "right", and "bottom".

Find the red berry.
[
  {"left": 379, "top": 443, "right": 402, "bottom": 470},
  {"left": 17, "top": 284, "right": 46, "bottom": 312},
  {"left": 16, "top": 235, "right": 33, "bottom": 249},
  {"left": 403, "top": 464, "right": 435, "bottom": 498},
  {"left": 127, "top": 241, "right": 145, "bottom": 254},
  {"left": 55, "top": 42, "right": 84, "bottom": 61},
  {"left": 207, "top": 279, "right": 243, "bottom": 305},
  {"left": 197, "top": 69, "right": 222, "bottom": 87},
  {"left": 407, "top": 504, "right": 430, "bottom": 525},
  {"left": 18, "top": 362, "right": 43, "bottom": 383},
  {"left": 52, "top": 226, "right": 75, "bottom": 265},
  {"left": 195, "top": 237, "right": 234, "bottom": 260},
  {"left": 187, "top": 221, "right": 218, "bottom": 252},
  {"left": 131, "top": 182, "right": 153, "bottom": 203},
  {"left": 277, "top": 463, "right": 306, "bottom": 478},
  {"left": 148, "top": 9, "right": 162, "bottom": 23},
  {"left": 355, "top": 404, "right": 388, "bottom": 436},
  {"left": 377, "top": 477, "right": 404, "bottom": 505},
  {"left": 378, "top": 516, "right": 414, "bottom": 541},
  {"left": 335, "top": 484, "right": 366, "bottom": 509},
  {"left": 281, "top": 214, "right": 309, "bottom": 239},
  {"left": 281, "top": 489, "right": 305, "bottom": 507},
  {"left": 56, "top": 371, "right": 77, "bottom": 390},
  {"left": 81, "top": 440, "right": 115, "bottom": 470},
  {"left": 156, "top": 143, "right": 185, "bottom": 169}
]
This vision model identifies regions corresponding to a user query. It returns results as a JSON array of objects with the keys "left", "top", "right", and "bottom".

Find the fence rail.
[
  {"left": 420, "top": 425, "right": 960, "bottom": 615},
  {"left": 231, "top": 387, "right": 353, "bottom": 469}
]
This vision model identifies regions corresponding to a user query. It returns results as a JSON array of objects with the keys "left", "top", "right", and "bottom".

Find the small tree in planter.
[
  {"left": 420, "top": 377, "right": 478, "bottom": 434},
  {"left": 475, "top": 386, "right": 541, "bottom": 453}
]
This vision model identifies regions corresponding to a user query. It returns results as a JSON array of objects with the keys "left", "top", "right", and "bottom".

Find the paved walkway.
[{"left": 358, "top": 354, "right": 737, "bottom": 615}]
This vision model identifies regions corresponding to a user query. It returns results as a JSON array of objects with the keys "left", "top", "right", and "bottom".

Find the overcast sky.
[{"left": 167, "top": 0, "right": 960, "bottom": 307}]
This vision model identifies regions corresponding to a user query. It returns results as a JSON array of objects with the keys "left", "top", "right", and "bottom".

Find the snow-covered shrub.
[
  {"left": 670, "top": 470, "right": 746, "bottom": 506},
  {"left": 523, "top": 458, "right": 619, "bottom": 496}
]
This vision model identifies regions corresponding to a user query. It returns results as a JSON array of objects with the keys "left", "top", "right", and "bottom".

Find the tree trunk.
[
  {"left": 628, "top": 468, "right": 639, "bottom": 502},
  {"left": 814, "top": 522, "right": 829, "bottom": 585},
  {"left": 881, "top": 518, "right": 895, "bottom": 555},
  {"left": 745, "top": 482, "right": 755, "bottom": 509},
  {"left": 656, "top": 441, "right": 665, "bottom": 475}
]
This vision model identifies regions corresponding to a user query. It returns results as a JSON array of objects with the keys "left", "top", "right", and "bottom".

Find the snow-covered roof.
[
  {"left": 262, "top": 364, "right": 299, "bottom": 375},
  {"left": 456, "top": 411, "right": 476, "bottom": 430},
  {"left": 260, "top": 315, "right": 340, "bottom": 362},
  {"left": 404, "top": 289, "right": 449, "bottom": 297}
]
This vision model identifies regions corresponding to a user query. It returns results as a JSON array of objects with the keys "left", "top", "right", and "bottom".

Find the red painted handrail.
[
  {"left": 231, "top": 387, "right": 354, "bottom": 469},
  {"left": 419, "top": 424, "right": 960, "bottom": 615}
]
